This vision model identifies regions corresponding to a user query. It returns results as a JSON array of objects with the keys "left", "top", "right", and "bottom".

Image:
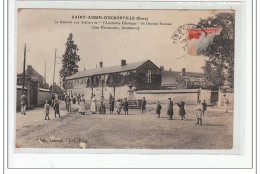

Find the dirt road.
[{"left": 16, "top": 102, "right": 233, "bottom": 149}]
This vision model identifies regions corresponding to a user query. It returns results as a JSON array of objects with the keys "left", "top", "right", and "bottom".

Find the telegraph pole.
[
  {"left": 22, "top": 44, "right": 26, "bottom": 94},
  {"left": 44, "top": 62, "right": 46, "bottom": 85},
  {"left": 51, "top": 49, "right": 57, "bottom": 97}
]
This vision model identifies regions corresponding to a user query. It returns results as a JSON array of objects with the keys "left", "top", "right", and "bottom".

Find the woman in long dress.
[
  {"left": 90, "top": 94, "right": 97, "bottom": 114},
  {"left": 79, "top": 95, "right": 86, "bottom": 115}
]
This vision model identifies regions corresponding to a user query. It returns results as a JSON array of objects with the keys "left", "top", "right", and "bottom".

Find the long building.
[{"left": 66, "top": 59, "right": 162, "bottom": 100}]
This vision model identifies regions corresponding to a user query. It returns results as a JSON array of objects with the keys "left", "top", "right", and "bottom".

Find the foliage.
[
  {"left": 197, "top": 13, "right": 234, "bottom": 88},
  {"left": 60, "top": 33, "right": 80, "bottom": 89},
  {"left": 49, "top": 83, "right": 63, "bottom": 96}
]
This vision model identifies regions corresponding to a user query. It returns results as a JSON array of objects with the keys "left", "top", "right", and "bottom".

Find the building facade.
[{"left": 66, "top": 60, "right": 162, "bottom": 100}]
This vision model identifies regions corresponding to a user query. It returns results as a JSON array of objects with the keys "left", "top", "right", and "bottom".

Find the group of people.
[
  {"left": 44, "top": 99, "right": 61, "bottom": 120},
  {"left": 20, "top": 90, "right": 208, "bottom": 125},
  {"left": 90, "top": 94, "right": 130, "bottom": 115},
  {"left": 155, "top": 97, "right": 207, "bottom": 126}
]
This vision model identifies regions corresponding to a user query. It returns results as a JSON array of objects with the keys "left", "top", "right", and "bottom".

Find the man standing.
[
  {"left": 109, "top": 97, "right": 115, "bottom": 114},
  {"left": 202, "top": 100, "right": 207, "bottom": 117},
  {"left": 167, "top": 98, "right": 173, "bottom": 120},
  {"left": 53, "top": 100, "right": 61, "bottom": 118},
  {"left": 64, "top": 94, "right": 68, "bottom": 110},
  {"left": 123, "top": 98, "right": 128, "bottom": 115},
  {"left": 51, "top": 93, "right": 55, "bottom": 107},
  {"left": 67, "top": 96, "right": 71, "bottom": 112},
  {"left": 141, "top": 97, "right": 146, "bottom": 114},
  {"left": 20, "top": 92, "right": 27, "bottom": 115}
]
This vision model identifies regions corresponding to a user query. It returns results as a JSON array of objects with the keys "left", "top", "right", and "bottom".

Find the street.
[{"left": 16, "top": 101, "right": 233, "bottom": 149}]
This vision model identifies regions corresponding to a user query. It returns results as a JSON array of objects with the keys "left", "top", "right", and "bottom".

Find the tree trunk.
[
  {"left": 91, "top": 87, "right": 93, "bottom": 98},
  {"left": 113, "top": 87, "right": 116, "bottom": 99}
]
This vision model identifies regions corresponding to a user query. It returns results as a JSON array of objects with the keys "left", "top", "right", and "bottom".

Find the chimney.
[
  {"left": 27, "top": 65, "right": 33, "bottom": 74},
  {"left": 121, "top": 59, "right": 126, "bottom": 66},
  {"left": 182, "top": 68, "right": 186, "bottom": 77},
  {"left": 99, "top": 61, "right": 103, "bottom": 68}
]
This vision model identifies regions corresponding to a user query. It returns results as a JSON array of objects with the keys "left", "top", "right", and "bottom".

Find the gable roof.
[
  {"left": 67, "top": 60, "right": 148, "bottom": 80},
  {"left": 17, "top": 65, "right": 43, "bottom": 78}
]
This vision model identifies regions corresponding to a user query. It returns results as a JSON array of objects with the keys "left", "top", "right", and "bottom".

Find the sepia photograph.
[{"left": 16, "top": 9, "right": 235, "bottom": 149}]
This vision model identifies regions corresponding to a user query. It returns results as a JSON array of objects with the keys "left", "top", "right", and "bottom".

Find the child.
[
  {"left": 53, "top": 100, "right": 61, "bottom": 118},
  {"left": 195, "top": 100, "right": 203, "bottom": 126},
  {"left": 116, "top": 99, "right": 121, "bottom": 114},
  {"left": 156, "top": 101, "right": 162, "bottom": 118},
  {"left": 44, "top": 100, "right": 50, "bottom": 120},
  {"left": 177, "top": 101, "right": 186, "bottom": 120}
]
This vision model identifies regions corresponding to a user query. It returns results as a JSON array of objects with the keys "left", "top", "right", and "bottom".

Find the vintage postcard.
[{"left": 16, "top": 9, "right": 235, "bottom": 149}]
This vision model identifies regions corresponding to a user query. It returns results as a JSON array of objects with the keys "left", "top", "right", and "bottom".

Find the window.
[{"left": 146, "top": 70, "right": 152, "bottom": 83}]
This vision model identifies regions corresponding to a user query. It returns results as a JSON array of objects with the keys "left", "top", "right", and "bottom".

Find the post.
[
  {"left": 22, "top": 44, "right": 26, "bottom": 94},
  {"left": 51, "top": 49, "right": 57, "bottom": 97},
  {"left": 44, "top": 62, "right": 46, "bottom": 85}
]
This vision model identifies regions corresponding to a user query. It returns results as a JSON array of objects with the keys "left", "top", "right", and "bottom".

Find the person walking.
[
  {"left": 79, "top": 95, "right": 86, "bottom": 115},
  {"left": 202, "top": 100, "right": 207, "bottom": 117},
  {"left": 177, "top": 101, "right": 186, "bottom": 120},
  {"left": 90, "top": 94, "right": 97, "bottom": 114},
  {"left": 141, "top": 97, "right": 146, "bottom": 114},
  {"left": 167, "top": 98, "right": 173, "bottom": 120},
  {"left": 20, "top": 92, "right": 27, "bottom": 115},
  {"left": 156, "top": 101, "right": 162, "bottom": 118},
  {"left": 44, "top": 100, "right": 50, "bottom": 120},
  {"left": 53, "top": 100, "right": 61, "bottom": 118},
  {"left": 123, "top": 98, "right": 128, "bottom": 115},
  {"left": 195, "top": 100, "right": 203, "bottom": 126}
]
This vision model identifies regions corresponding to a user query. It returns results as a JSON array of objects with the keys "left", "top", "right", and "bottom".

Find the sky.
[{"left": 17, "top": 9, "right": 232, "bottom": 85}]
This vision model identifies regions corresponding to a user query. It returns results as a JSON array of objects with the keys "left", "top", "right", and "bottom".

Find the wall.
[
  {"left": 135, "top": 89, "right": 211, "bottom": 105},
  {"left": 200, "top": 89, "right": 211, "bottom": 104},
  {"left": 135, "top": 91, "right": 198, "bottom": 105}
]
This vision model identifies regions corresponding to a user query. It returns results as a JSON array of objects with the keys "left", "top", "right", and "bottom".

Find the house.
[
  {"left": 161, "top": 68, "right": 208, "bottom": 89},
  {"left": 66, "top": 59, "right": 162, "bottom": 100},
  {"left": 17, "top": 65, "right": 51, "bottom": 109}
]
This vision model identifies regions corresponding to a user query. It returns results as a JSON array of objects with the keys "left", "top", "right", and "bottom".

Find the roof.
[
  {"left": 39, "top": 88, "right": 50, "bottom": 92},
  {"left": 16, "top": 85, "right": 28, "bottom": 90},
  {"left": 161, "top": 71, "right": 205, "bottom": 86},
  {"left": 17, "top": 66, "right": 43, "bottom": 78},
  {"left": 67, "top": 60, "right": 148, "bottom": 80},
  {"left": 136, "top": 89, "right": 200, "bottom": 94}
]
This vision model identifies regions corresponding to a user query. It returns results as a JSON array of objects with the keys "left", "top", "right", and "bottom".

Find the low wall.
[{"left": 135, "top": 89, "right": 211, "bottom": 105}]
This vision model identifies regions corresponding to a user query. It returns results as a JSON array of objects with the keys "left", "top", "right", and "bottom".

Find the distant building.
[
  {"left": 66, "top": 60, "right": 162, "bottom": 100},
  {"left": 161, "top": 68, "right": 208, "bottom": 89},
  {"left": 17, "top": 65, "right": 51, "bottom": 109}
]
